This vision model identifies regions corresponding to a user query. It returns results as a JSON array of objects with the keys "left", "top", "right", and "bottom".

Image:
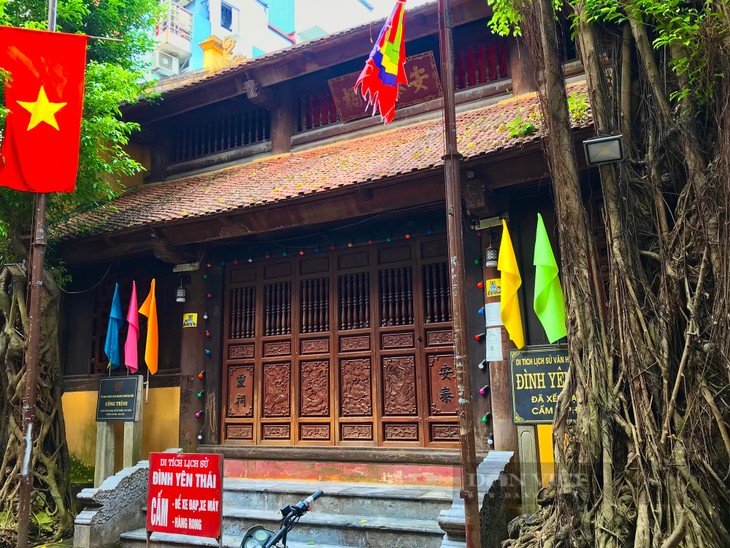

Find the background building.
[{"left": 152, "top": 0, "right": 411, "bottom": 77}]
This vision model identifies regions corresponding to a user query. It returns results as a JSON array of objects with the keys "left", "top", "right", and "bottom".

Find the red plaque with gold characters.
[{"left": 329, "top": 51, "right": 442, "bottom": 123}]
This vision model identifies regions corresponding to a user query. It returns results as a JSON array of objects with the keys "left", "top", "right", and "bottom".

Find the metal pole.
[
  {"left": 437, "top": 0, "right": 482, "bottom": 545},
  {"left": 16, "top": 3, "right": 56, "bottom": 546}
]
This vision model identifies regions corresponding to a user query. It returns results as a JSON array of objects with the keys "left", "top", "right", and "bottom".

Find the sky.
[{"left": 296, "top": 0, "right": 435, "bottom": 36}]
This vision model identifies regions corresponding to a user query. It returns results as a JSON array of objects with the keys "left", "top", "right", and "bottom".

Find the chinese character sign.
[{"left": 147, "top": 453, "right": 223, "bottom": 539}]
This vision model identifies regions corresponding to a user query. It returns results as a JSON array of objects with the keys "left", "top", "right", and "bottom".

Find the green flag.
[{"left": 533, "top": 213, "right": 567, "bottom": 343}]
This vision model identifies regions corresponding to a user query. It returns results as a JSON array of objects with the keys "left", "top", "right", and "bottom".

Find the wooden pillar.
[
  {"left": 484, "top": 243, "right": 518, "bottom": 454},
  {"left": 179, "top": 269, "right": 206, "bottom": 452},
  {"left": 203, "top": 262, "right": 224, "bottom": 444},
  {"left": 148, "top": 123, "right": 170, "bottom": 183},
  {"left": 271, "top": 91, "right": 296, "bottom": 155},
  {"left": 507, "top": 38, "right": 538, "bottom": 96},
  {"left": 467, "top": 230, "right": 492, "bottom": 454}
]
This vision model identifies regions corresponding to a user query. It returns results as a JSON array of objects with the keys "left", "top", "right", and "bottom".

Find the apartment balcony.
[{"left": 155, "top": 1, "right": 193, "bottom": 60}]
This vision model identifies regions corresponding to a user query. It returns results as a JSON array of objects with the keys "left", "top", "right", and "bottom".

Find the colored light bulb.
[
  {"left": 205, "top": 348, "right": 211, "bottom": 356},
  {"left": 474, "top": 332, "right": 485, "bottom": 342},
  {"left": 405, "top": 233, "right": 411, "bottom": 239},
  {"left": 487, "top": 434, "right": 494, "bottom": 446},
  {"left": 198, "top": 371, "right": 205, "bottom": 380},
  {"left": 197, "top": 433, "right": 203, "bottom": 441},
  {"left": 299, "top": 250, "right": 305, "bottom": 256},
  {"left": 195, "top": 410, "right": 203, "bottom": 418},
  {"left": 479, "top": 384, "right": 490, "bottom": 396},
  {"left": 197, "top": 390, "right": 204, "bottom": 398},
  {"left": 477, "top": 281, "right": 484, "bottom": 289},
  {"left": 478, "top": 359, "right": 487, "bottom": 370},
  {"left": 481, "top": 412, "right": 491, "bottom": 424}
]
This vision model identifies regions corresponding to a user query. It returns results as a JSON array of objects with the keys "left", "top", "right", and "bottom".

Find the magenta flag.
[{"left": 124, "top": 280, "right": 140, "bottom": 373}]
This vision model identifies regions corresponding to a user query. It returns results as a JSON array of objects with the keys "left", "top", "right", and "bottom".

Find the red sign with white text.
[{"left": 147, "top": 452, "right": 223, "bottom": 539}]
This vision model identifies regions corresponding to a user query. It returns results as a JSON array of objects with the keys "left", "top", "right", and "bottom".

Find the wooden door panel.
[
  {"left": 227, "top": 364, "right": 254, "bottom": 417},
  {"left": 381, "top": 355, "right": 418, "bottom": 416},
  {"left": 339, "top": 357, "right": 373, "bottom": 416},
  {"left": 300, "top": 360, "right": 330, "bottom": 416},
  {"left": 427, "top": 355, "right": 458, "bottom": 416},
  {"left": 262, "top": 362, "right": 291, "bottom": 417}
]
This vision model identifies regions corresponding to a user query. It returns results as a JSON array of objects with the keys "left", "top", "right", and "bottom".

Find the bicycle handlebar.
[
  {"left": 293, "top": 490, "right": 324, "bottom": 514},
  {"left": 263, "top": 491, "right": 324, "bottom": 548}
]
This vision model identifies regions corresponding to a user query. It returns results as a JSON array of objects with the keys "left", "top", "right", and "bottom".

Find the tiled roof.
[{"left": 59, "top": 84, "right": 590, "bottom": 241}]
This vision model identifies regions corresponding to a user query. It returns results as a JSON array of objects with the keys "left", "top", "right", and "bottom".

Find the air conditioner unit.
[{"left": 154, "top": 50, "right": 180, "bottom": 77}]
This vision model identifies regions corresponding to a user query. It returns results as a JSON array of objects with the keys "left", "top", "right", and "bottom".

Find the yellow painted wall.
[
  {"left": 536, "top": 424, "right": 555, "bottom": 487},
  {"left": 62, "top": 387, "right": 180, "bottom": 471}
]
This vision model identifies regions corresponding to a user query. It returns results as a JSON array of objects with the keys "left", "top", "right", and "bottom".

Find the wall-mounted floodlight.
[
  {"left": 583, "top": 134, "right": 624, "bottom": 165},
  {"left": 5, "top": 262, "right": 27, "bottom": 280}
]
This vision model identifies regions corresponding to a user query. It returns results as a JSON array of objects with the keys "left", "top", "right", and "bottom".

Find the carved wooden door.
[{"left": 222, "top": 236, "right": 460, "bottom": 447}]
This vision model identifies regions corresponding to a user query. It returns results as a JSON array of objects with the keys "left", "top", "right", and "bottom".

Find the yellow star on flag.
[{"left": 17, "top": 86, "right": 67, "bottom": 131}]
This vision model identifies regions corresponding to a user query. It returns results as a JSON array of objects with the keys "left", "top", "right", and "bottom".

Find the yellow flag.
[
  {"left": 138, "top": 279, "right": 159, "bottom": 375},
  {"left": 498, "top": 220, "right": 525, "bottom": 348}
]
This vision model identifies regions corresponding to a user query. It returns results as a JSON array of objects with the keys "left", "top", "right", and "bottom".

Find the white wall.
[
  {"left": 207, "top": 0, "right": 291, "bottom": 58},
  {"left": 295, "top": 0, "right": 434, "bottom": 37}
]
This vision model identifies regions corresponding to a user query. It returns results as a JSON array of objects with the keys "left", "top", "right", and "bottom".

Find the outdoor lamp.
[
  {"left": 5, "top": 262, "right": 27, "bottom": 280},
  {"left": 583, "top": 134, "right": 624, "bottom": 165},
  {"left": 176, "top": 277, "right": 186, "bottom": 303}
]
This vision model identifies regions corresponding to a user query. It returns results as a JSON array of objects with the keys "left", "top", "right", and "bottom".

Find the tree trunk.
[
  {"left": 0, "top": 266, "right": 74, "bottom": 544},
  {"left": 504, "top": 1, "right": 730, "bottom": 546}
]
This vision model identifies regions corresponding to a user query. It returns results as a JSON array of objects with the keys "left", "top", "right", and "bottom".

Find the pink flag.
[{"left": 124, "top": 281, "right": 140, "bottom": 373}]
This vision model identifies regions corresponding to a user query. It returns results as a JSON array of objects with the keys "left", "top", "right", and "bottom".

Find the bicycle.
[{"left": 241, "top": 489, "right": 324, "bottom": 548}]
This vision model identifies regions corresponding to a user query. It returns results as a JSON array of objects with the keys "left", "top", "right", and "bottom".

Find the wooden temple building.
[{"left": 58, "top": 1, "right": 598, "bottom": 537}]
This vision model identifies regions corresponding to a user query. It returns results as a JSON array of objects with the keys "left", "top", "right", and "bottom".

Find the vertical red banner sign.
[{"left": 147, "top": 453, "right": 223, "bottom": 539}]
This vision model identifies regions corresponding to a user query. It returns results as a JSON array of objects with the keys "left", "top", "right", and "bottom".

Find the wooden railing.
[
  {"left": 298, "top": 94, "right": 339, "bottom": 132},
  {"left": 338, "top": 273, "right": 370, "bottom": 330},
  {"left": 230, "top": 287, "right": 256, "bottom": 339},
  {"left": 455, "top": 41, "right": 509, "bottom": 90},
  {"left": 172, "top": 109, "right": 271, "bottom": 163},
  {"left": 379, "top": 267, "right": 414, "bottom": 327},
  {"left": 264, "top": 282, "right": 291, "bottom": 336},
  {"left": 301, "top": 278, "right": 330, "bottom": 333},
  {"left": 423, "top": 262, "right": 451, "bottom": 323}
]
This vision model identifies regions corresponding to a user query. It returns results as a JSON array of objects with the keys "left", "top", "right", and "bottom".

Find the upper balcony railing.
[
  {"left": 296, "top": 40, "right": 510, "bottom": 133},
  {"left": 155, "top": 0, "right": 193, "bottom": 59}
]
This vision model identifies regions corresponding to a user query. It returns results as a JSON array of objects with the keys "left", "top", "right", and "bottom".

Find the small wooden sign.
[
  {"left": 509, "top": 346, "right": 571, "bottom": 424},
  {"left": 96, "top": 375, "right": 142, "bottom": 422}
]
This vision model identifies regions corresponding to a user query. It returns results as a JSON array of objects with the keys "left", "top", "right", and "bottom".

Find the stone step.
[
  {"left": 120, "top": 527, "right": 352, "bottom": 548},
  {"left": 222, "top": 478, "right": 453, "bottom": 521},
  {"left": 222, "top": 507, "right": 444, "bottom": 548}
]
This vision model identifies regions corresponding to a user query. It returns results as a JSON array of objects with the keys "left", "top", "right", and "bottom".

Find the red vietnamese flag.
[{"left": 0, "top": 26, "right": 87, "bottom": 193}]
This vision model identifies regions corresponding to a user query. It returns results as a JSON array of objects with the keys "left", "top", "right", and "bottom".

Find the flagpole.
[
  {"left": 437, "top": 0, "right": 482, "bottom": 545},
  {"left": 16, "top": 8, "right": 55, "bottom": 548}
]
